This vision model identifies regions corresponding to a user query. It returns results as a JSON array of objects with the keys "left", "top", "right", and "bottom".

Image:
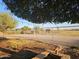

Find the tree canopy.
[
  {"left": 0, "top": 13, "right": 18, "bottom": 32},
  {"left": 3, "top": 0, "right": 79, "bottom": 23},
  {"left": 21, "top": 26, "right": 31, "bottom": 30}
]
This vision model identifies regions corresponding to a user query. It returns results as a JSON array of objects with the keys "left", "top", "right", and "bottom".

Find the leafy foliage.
[
  {"left": 0, "top": 13, "right": 18, "bottom": 32},
  {"left": 3, "top": 0, "right": 79, "bottom": 23},
  {"left": 21, "top": 26, "right": 31, "bottom": 30}
]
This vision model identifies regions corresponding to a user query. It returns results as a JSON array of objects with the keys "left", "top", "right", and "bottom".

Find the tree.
[
  {"left": 21, "top": 26, "right": 31, "bottom": 34},
  {"left": 21, "top": 26, "right": 31, "bottom": 31},
  {"left": 3, "top": 0, "right": 79, "bottom": 23},
  {"left": 0, "top": 12, "right": 18, "bottom": 32}
]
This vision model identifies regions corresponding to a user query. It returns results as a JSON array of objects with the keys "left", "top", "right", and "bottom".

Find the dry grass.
[
  {"left": 34, "top": 30, "right": 79, "bottom": 37},
  {"left": 7, "top": 39, "right": 57, "bottom": 50},
  {"left": 46, "top": 30, "right": 79, "bottom": 37},
  {"left": 57, "top": 30, "right": 79, "bottom": 36},
  {"left": 0, "top": 38, "right": 79, "bottom": 59},
  {"left": 0, "top": 39, "right": 58, "bottom": 53},
  {"left": 0, "top": 38, "right": 58, "bottom": 57}
]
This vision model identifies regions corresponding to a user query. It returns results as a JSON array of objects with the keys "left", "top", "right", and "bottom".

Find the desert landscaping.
[
  {"left": 0, "top": 30, "right": 79, "bottom": 59},
  {"left": 0, "top": 0, "right": 79, "bottom": 59}
]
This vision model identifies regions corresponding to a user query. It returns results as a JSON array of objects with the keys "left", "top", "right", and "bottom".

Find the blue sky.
[{"left": 0, "top": 0, "right": 79, "bottom": 29}]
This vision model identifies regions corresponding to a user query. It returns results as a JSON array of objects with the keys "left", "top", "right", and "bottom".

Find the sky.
[{"left": 0, "top": 0, "right": 79, "bottom": 29}]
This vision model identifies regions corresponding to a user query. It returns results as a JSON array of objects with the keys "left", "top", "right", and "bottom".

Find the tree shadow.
[
  {"left": 0, "top": 47, "right": 37, "bottom": 59},
  {"left": 0, "top": 48, "right": 16, "bottom": 54},
  {"left": 0, "top": 47, "right": 62, "bottom": 59},
  {"left": 0, "top": 37, "right": 9, "bottom": 42},
  {"left": 45, "top": 53, "right": 61, "bottom": 59}
]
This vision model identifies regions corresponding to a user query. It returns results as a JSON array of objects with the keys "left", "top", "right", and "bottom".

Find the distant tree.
[
  {"left": 21, "top": 26, "right": 31, "bottom": 31},
  {"left": 3, "top": 0, "right": 79, "bottom": 23},
  {"left": 0, "top": 13, "right": 18, "bottom": 32}
]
